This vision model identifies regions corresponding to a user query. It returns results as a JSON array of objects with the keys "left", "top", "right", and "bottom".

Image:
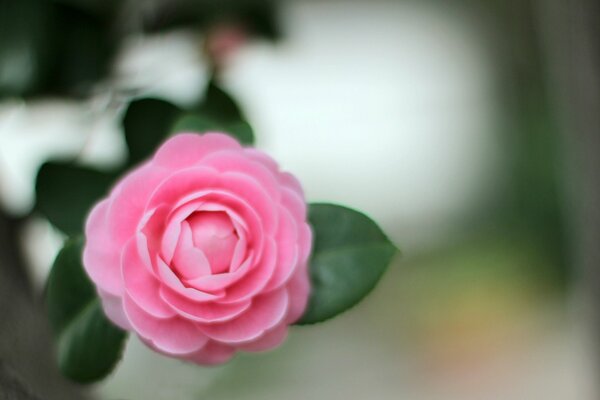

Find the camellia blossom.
[{"left": 83, "top": 133, "right": 312, "bottom": 365}]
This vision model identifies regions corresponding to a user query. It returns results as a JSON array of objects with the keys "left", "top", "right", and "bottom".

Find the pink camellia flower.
[{"left": 83, "top": 133, "right": 312, "bottom": 365}]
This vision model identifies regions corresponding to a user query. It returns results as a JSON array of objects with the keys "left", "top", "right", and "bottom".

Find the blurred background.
[{"left": 0, "top": 0, "right": 599, "bottom": 399}]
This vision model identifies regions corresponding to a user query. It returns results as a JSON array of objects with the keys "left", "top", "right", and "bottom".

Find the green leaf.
[
  {"left": 35, "top": 162, "right": 115, "bottom": 235},
  {"left": 225, "top": 120, "right": 254, "bottom": 145},
  {"left": 197, "top": 80, "right": 245, "bottom": 123},
  {"left": 170, "top": 113, "right": 255, "bottom": 145},
  {"left": 141, "top": 1, "right": 281, "bottom": 41},
  {"left": 40, "top": 3, "right": 116, "bottom": 97},
  {"left": 46, "top": 237, "right": 127, "bottom": 383},
  {"left": 297, "top": 203, "right": 398, "bottom": 325},
  {"left": 170, "top": 113, "right": 220, "bottom": 134},
  {"left": 0, "top": 1, "right": 117, "bottom": 98},
  {"left": 0, "top": 0, "right": 52, "bottom": 97},
  {"left": 123, "top": 98, "right": 181, "bottom": 165},
  {"left": 46, "top": 237, "right": 95, "bottom": 333}
]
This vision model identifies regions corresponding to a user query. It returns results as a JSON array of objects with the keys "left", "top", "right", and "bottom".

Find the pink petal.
[
  {"left": 281, "top": 186, "right": 307, "bottom": 223},
  {"left": 237, "top": 323, "right": 288, "bottom": 352},
  {"left": 106, "top": 163, "right": 169, "bottom": 246},
  {"left": 279, "top": 171, "right": 305, "bottom": 198},
  {"left": 165, "top": 199, "right": 251, "bottom": 273},
  {"left": 187, "top": 211, "right": 238, "bottom": 274},
  {"left": 146, "top": 166, "right": 218, "bottom": 210},
  {"left": 122, "top": 240, "right": 176, "bottom": 318},
  {"left": 201, "top": 150, "right": 281, "bottom": 202},
  {"left": 298, "top": 222, "right": 313, "bottom": 263},
  {"left": 97, "top": 289, "right": 131, "bottom": 330},
  {"left": 160, "top": 216, "right": 182, "bottom": 264},
  {"left": 168, "top": 191, "right": 265, "bottom": 264},
  {"left": 218, "top": 172, "right": 278, "bottom": 235},
  {"left": 264, "top": 207, "right": 300, "bottom": 291},
  {"left": 171, "top": 221, "right": 211, "bottom": 280},
  {"left": 138, "top": 205, "right": 170, "bottom": 270},
  {"left": 153, "top": 133, "right": 242, "bottom": 170},
  {"left": 156, "top": 257, "right": 224, "bottom": 302},
  {"left": 160, "top": 288, "right": 251, "bottom": 324},
  {"left": 83, "top": 199, "right": 123, "bottom": 296},
  {"left": 284, "top": 265, "right": 310, "bottom": 324},
  {"left": 136, "top": 233, "right": 155, "bottom": 274},
  {"left": 200, "top": 288, "right": 288, "bottom": 343},
  {"left": 184, "top": 256, "right": 253, "bottom": 292},
  {"left": 123, "top": 294, "right": 207, "bottom": 354},
  {"left": 242, "top": 148, "right": 306, "bottom": 200},
  {"left": 199, "top": 193, "right": 265, "bottom": 262},
  {"left": 229, "top": 229, "right": 248, "bottom": 271},
  {"left": 186, "top": 341, "right": 235, "bottom": 366},
  {"left": 219, "top": 238, "right": 277, "bottom": 303},
  {"left": 158, "top": 199, "right": 206, "bottom": 263},
  {"left": 243, "top": 148, "right": 279, "bottom": 172}
]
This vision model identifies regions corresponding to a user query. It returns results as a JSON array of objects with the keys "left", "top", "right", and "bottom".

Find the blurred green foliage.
[
  {"left": 0, "top": 0, "right": 116, "bottom": 98},
  {"left": 36, "top": 162, "right": 117, "bottom": 235},
  {"left": 46, "top": 237, "right": 127, "bottom": 383},
  {"left": 0, "top": 0, "right": 280, "bottom": 99},
  {"left": 141, "top": 0, "right": 280, "bottom": 40}
]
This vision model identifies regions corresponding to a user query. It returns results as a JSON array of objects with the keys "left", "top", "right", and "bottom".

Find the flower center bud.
[{"left": 186, "top": 211, "right": 238, "bottom": 274}]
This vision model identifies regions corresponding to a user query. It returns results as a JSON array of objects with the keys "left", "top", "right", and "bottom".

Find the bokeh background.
[{"left": 1, "top": 0, "right": 599, "bottom": 399}]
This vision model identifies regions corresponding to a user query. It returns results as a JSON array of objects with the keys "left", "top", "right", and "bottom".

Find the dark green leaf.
[
  {"left": 197, "top": 80, "right": 245, "bottom": 123},
  {"left": 0, "top": 0, "right": 52, "bottom": 97},
  {"left": 170, "top": 113, "right": 221, "bottom": 135},
  {"left": 142, "top": 1, "right": 281, "bottom": 41},
  {"left": 297, "top": 203, "right": 398, "bottom": 324},
  {"left": 46, "top": 238, "right": 127, "bottom": 383},
  {"left": 57, "top": 300, "right": 126, "bottom": 383},
  {"left": 240, "top": 2, "right": 281, "bottom": 40},
  {"left": 0, "top": 1, "right": 117, "bottom": 98},
  {"left": 225, "top": 120, "right": 254, "bottom": 145},
  {"left": 46, "top": 237, "right": 95, "bottom": 333},
  {"left": 39, "top": 3, "right": 116, "bottom": 97},
  {"left": 170, "top": 113, "right": 255, "bottom": 145},
  {"left": 123, "top": 98, "right": 182, "bottom": 165},
  {"left": 35, "top": 162, "right": 115, "bottom": 235}
]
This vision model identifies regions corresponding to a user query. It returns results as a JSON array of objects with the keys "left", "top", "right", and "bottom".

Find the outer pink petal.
[
  {"left": 242, "top": 148, "right": 306, "bottom": 201},
  {"left": 97, "top": 289, "right": 132, "bottom": 330},
  {"left": 106, "top": 163, "right": 170, "bottom": 246},
  {"left": 281, "top": 186, "right": 307, "bottom": 223},
  {"left": 186, "top": 341, "right": 235, "bottom": 366},
  {"left": 243, "top": 148, "right": 279, "bottom": 172},
  {"left": 201, "top": 288, "right": 288, "bottom": 343},
  {"left": 200, "top": 150, "right": 281, "bottom": 202},
  {"left": 122, "top": 240, "right": 176, "bottom": 318},
  {"left": 284, "top": 265, "right": 311, "bottom": 324},
  {"left": 123, "top": 294, "right": 207, "bottom": 354},
  {"left": 279, "top": 171, "right": 305, "bottom": 198},
  {"left": 83, "top": 199, "right": 123, "bottom": 296},
  {"left": 146, "top": 167, "right": 219, "bottom": 210},
  {"left": 298, "top": 222, "right": 313, "bottom": 263},
  {"left": 153, "top": 133, "right": 242, "bottom": 170},
  {"left": 237, "top": 323, "right": 288, "bottom": 352},
  {"left": 264, "top": 207, "right": 300, "bottom": 291}
]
